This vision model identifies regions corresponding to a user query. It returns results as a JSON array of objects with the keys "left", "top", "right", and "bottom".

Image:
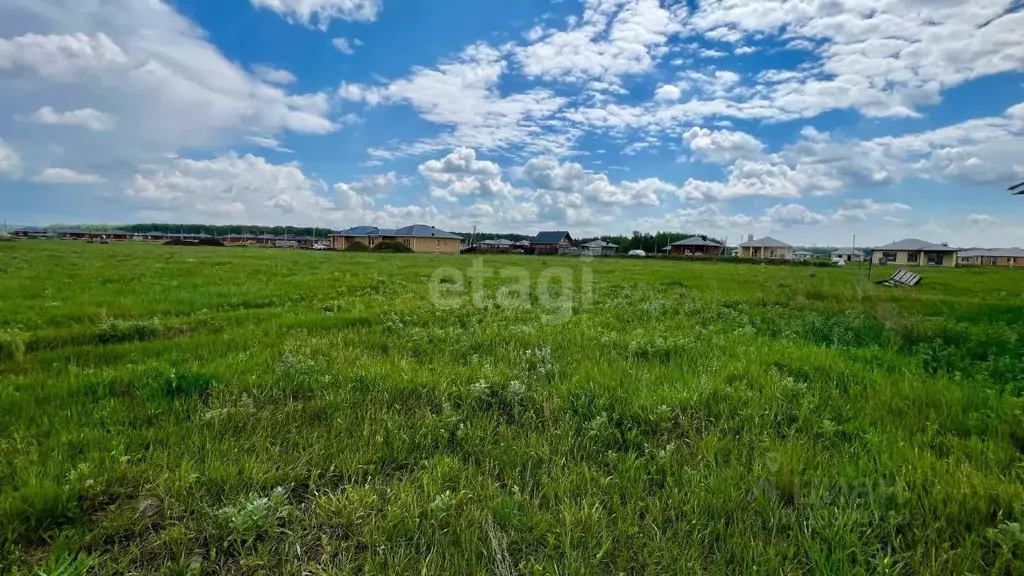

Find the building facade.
[
  {"left": 872, "top": 239, "right": 958, "bottom": 267},
  {"left": 738, "top": 236, "right": 794, "bottom": 260}
]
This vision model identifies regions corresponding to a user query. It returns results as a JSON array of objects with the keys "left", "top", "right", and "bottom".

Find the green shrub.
[
  {"left": 344, "top": 241, "right": 369, "bottom": 252},
  {"left": 371, "top": 240, "right": 414, "bottom": 253}
]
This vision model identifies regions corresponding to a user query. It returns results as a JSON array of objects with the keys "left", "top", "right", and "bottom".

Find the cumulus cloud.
[
  {"left": 680, "top": 159, "right": 843, "bottom": 201},
  {"left": 682, "top": 126, "right": 764, "bottom": 164},
  {"left": 0, "top": 139, "right": 22, "bottom": 178},
  {"left": 31, "top": 167, "right": 106, "bottom": 184},
  {"left": 249, "top": 0, "right": 381, "bottom": 27},
  {"left": 764, "top": 203, "right": 828, "bottom": 226},
  {"left": 27, "top": 106, "right": 117, "bottom": 131},
  {"left": 514, "top": 0, "right": 686, "bottom": 84},
  {"left": 0, "top": 0, "right": 339, "bottom": 175},
  {"left": 418, "top": 148, "right": 514, "bottom": 202},
  {"left": 654, "top": 84, "right": 682, "bottom": 102},
  {"left": 343, "top": 44, "right": 570, "bottom": 156},
  {"left": 251, "top": 64, "right": 297, "bottom": 85},
  {"left": 124, "top": 153, "right": 336, "bottom": 224},
  {"left": 0, "top": 33, "right": 128, "bottom": 79}
]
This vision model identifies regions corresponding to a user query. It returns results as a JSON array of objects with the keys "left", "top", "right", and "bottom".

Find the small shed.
[{"left": 581, "top": 239, "right": 618, "bottom": 256}]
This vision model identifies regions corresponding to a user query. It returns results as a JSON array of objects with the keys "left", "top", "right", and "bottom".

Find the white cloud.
[
  {"left": 418, "top": 148, "right": 514, "bottom": 202},
  {"left": 332, "top": 37, "right": 355, "bottom": 54},
  {"left": 0, "top": 33, "right": 128, "bottom": 79},
  {"left": 833, "top": 198, "right": 910, "bottom": 221},
  {"left": 521, "top": 156, "right": 675, "bottom": 206},
  {"left": 346, "top": 45, "right": 569, "bottom": 155},
  {"left": 0, "top": 139, "right": 22, "bottom": 178},
  {"left": 249, "top": 0, "right": 382, "bottom": 27},
  {"left": 124, "top": 153, "right": 336, "bottom": 224},
  {"left": 967, "top": 213, "right": 998, "bottom": 225},
  {"left": 764, "top": 203, "right": 828, "bottom": 226},
  {"left": 680, "top": 158, "right": 843, "bottom": 201},
  {"left": 345, "top": 171, "right": 407, "bottom": 197},
  {"left": 244, "top": 135, "right": 293, "bottom": 153},
  {"left": 251, "top": 64, "right": 296, "bottom": 85},
  {"left": 682, "top": 126, "right": 764, "bottom": 164},
  {"left": 31, "top": 167, "right": 105, "bottom": 184},
  {"left": 514, "top": 0, "right": 686, "bottom": 83},
  {"left": 27, "top": 106, "right": 117, "bottom": 131},
  {"left": 0, "top": 0, "right": 339, "bottom": 176},
  {"left": 653, "top": 84, "right": 681, "bottom": 102}
]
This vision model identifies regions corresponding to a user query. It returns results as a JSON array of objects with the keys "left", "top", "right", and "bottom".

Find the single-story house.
[
  {"left": 56, "top": 227, "right": 93, "bottom": 239},
  {"left": 13, "top": 226, "right": 49, "bottom": 238},
  {"left": 531, "top": 231, "right": 573, "bottom": 255},
  {"left": 105, "top": 229, "right": 134, "bottom": 240},
  {"left": 872, "top": 239, "right": 958, "bottom": 267},
  {"left": 738, "top": 235, "right": 794, "bottom": 260},
  {"left": 513, "top": 240, "right": 531, "bottom": 248},
  {"left": 581, "top": 239, "right": 618, "bottom": 256},
  {"left": 222, "top": 233, "right": 257, "bottom": 244},
  {"left": 832, "top": 248, "right": 865, "bottom": 262},
  {"left": 478, "top": 238, "right": 515, "bottom": 252},
  {"left": 329, "top": 224, "right": 462, "bottom": 253},
  {"left": 669, "top": 237, "right": 722, "bottom": 256},
  {"left": 255, "top": 233, "right": 277, "bottom": 245},
  {"left": 958, "top": 248, "right": 1024, "bottom": 267},
  {"left": 792, "top": 250, "right": 815, "bottom": 262}
]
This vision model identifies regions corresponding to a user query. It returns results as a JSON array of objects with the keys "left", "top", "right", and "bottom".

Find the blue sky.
[{"left": 1, "top": 0, "right": 1022, "bottom": 246}]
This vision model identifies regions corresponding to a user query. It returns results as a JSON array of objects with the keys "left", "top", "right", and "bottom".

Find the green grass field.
[{"left": 2, "top": 240, "right": 1023, "bottom": 575}]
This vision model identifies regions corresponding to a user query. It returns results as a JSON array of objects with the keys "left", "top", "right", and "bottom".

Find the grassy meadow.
[{"left": 1, "top": 240, "right": 1023, "bottom": 575}]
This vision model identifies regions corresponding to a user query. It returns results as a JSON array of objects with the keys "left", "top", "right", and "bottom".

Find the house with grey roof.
[
  {"left": 793, "top": 250, "right": 815, "bottom": 262},
  {"left": 581, "top": 239, "right": 618, "bottom": 256},
  {"left": 669, "top": 236, "right": 722, "bottom": 256},
  {"left": 531, "top": 231, "right": 573, "bottom": 255},
  {"left": 872, "top": 238, "right": 958, "bottom": 267},
  {"left": 477, "top": 238, "right": 516, "bottom": 252},
  {"left": 329, "top": 224, "right": 462, "bottom": 253},
  {"left": 738, "top": 235, "right": 794, "bottom": 260},
  {"left": 958, "top": 248, "right": 1024, "bottom": 267},
  {"left": 831, "top": 247, "right": 866, "bottom": 262}
]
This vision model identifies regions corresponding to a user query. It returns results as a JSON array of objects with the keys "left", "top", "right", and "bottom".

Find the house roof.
[
  {"left": 671, "top": 237, "right": 722, "bottom": 247},
  {"left": 831, "top": 248, "right": 864, "bottom": 256},
  {"left": 874, "top": 238, "right": 958, "bottom": 252},
  {"left": 793, "top": 250, "right": 815, "bottom": 256},
  {"left": 330, "top": 224, "right": 461, "bottom": 239},
  {"left": 257, "top": 233, "right": 277, "bottom": 239},
  {"left": 960, "top": 248, "right": 1024, "bottom": 258},
  {"left": 107, "top": 229, "right": 133, "bottom": 235},
  {"left": 532, "top": 231, "right": 571, "bottom": 244},
  {"left": 739, "top": 236, "right": 792, "bottom": 248},
  {"left": 513, "top": 240, "right": 531, "bottom": 246},
  {"left": 481, "top": 238, "right": 514, "bottom": 245},
  {"left": 582, "top": 239, "right": 617, "bottom": 248}
]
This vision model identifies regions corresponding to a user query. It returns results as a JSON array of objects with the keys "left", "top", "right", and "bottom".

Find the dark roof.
[
  {"left": 532, "top": 231, "right": 571, "bottom": 244},
  {"left": 106, "top": 229, "right": 133, "bottom": 235},
  {"left": 331, "top": 224, "right": 461, "bottom": 239},
  {"left": 739, "top": 236, "right": 792, "bottom": 248},
  {"left": 671, "top": 237, "right": 722, "bottom": 247},
  {"left": 874, "top": 238, "right": 958, "bottom": 252},
  {"left": 257, "top": 234, "right": 277, "bottom": 239},
  {"left": 147, "top": 231, "right": 168, "bottom": 236}
]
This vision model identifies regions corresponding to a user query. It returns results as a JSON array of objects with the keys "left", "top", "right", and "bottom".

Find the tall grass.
[{"left": 0, "top": 241, "right": 1022, "bottom": 574}]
